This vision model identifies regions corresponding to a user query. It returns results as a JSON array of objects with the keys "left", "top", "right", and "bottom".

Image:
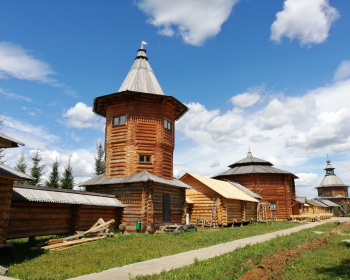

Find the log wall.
[
  {"left": 0, "top": 178, "right": 14, "bottom": 244},
  {"left": 104, "top": 93, "right": 178, "bottom": 180},
  {"left": 217, "top": 174, "right": 296, "bottom": 220},
  {"left": 7, "top": 201, "right": 123, "bottom": 239},
  {"left": 87, "top": 182, "right": 186, "bottom": 232},
  {"left": 183, "top": 176, "right": 257, "bottom": 226}
]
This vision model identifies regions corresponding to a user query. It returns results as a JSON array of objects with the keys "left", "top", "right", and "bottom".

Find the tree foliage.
[
  {"left": 94, "top": 141, "right": 105, "bottom": 176},
  {"left": 15, "top": 152, "right": 28, "bottom": 174},
  {"left": 61, "top": 156, "right": 74, "bottom": 189},
  {"left": 46, "top": 158, "right": 60, "bottom": 188},
  {"left": 28, "top": 149, "right": 45, "bottom": 186}
]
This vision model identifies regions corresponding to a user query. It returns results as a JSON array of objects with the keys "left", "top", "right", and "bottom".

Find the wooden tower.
[
  {"left": 81, "top": 44, "right": 190, "bottom": 232},
  {"left": 93, "top": 47, "right": 187, "bottom": 180}
]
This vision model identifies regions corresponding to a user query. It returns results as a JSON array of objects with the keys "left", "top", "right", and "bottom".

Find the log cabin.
[
  {"left": 315, "top": 159, "right": 350, "bottom": 214},
  {"left": 80, "top": 44, "right": 191, "bottom": 232},
  {"left": 180, "top": 173, "right": 260, "bottom": 227},
  {"left": 0, "top": 133, "right": 33, "bottom": 247},
  {"left": 7, "top": 184, "right": 124, "bottom": 239},
  {"left": 213, "top": 150, "right": 298, "bottom": 220}
]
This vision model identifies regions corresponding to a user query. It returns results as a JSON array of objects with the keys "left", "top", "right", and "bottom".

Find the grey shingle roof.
[
  {"left": 79, "top": 170, "right": 191, "bottom": 189},
  {"left": 214, "top": 151, "right": 297, "bottom": 178},
  {"left": 12, "top": 184, "right": 124, "bottom": 207},
  {"left": 314, "top": 198, "right": 340, "bottom": 207},
  {"left": 118, "top": 48, "right": 164, "bottom": 96},
  {"left": 0, "top": 132, "right": 25, "bottom": 148},
  {"left": 226, "top": 180, "right": 261, "bottom": 200},
  {"left": 0, "top": 163, "right": 34, "bottom": 181},
  {"left": 316, "top": 175, "right": 348, "bottom": 188}
]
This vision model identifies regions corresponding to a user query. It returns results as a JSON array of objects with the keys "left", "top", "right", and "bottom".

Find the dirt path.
[{"left": 238, "top": 222, "right": 350, "bottom": 280}]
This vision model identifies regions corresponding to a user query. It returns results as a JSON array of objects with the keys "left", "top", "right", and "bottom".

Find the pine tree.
[
  {"left": 15, "top": 152, "right": 28, "bottom": 173},
  {"left": 46, "top": 158, "right": 60, "bottom": 188},
  {"left": 0, "top": 148, "right": 4, "bottom": 164},
  {"left": 28, "top": 149, "right": 45, "bottom": 186},
  {"left": 94, "top": 141, "right": 105, "bottom": 176},
  {"left": 61, "top": 156, "right": 74, "bottom": 189}
]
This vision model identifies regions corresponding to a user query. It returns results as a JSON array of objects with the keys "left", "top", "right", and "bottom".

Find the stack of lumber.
[
  {"left": 156, "top": 224, "right": 197, "bottom": 234},
  {"left": 37, "top": 218, "right": 115, "bottom": 251}
]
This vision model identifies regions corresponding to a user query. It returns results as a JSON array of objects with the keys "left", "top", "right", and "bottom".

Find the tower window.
[
  {"left": 164, "top": 119, "right": 172, "bottom": 131},
  {"left": 113, "top": 115, "right": 126, "bottom": 126},
  {"left": 139, "top": 155, "right": 152, "bottom": 164}
]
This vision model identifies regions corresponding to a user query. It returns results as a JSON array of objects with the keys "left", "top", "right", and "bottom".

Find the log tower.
[{"left": 93, "top": 46, "right": 188, "bottom": 180}]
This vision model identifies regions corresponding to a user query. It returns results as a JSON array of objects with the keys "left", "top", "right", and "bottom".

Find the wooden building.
[
  {"left": 315, "top": 159, "right": 349, "bottom": 214},
  {"left": 180, "top": 173, "right": 259, "bottom": 226},
  {"left": 213, "top": 150, "right": 298, "bottom": 220},
  {"left": 80, "top": 45, "right": 190, "bottom": 232},
  {"left": 0, "top": 133, "right": 33, "bottom": 247},
  {"left": 8, "top": 184, "right": 124, "bottom": 239}
]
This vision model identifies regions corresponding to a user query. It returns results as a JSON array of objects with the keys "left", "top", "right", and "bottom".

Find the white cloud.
[
  {"left": 63, "top": 102, "right": 104, "bottom": 130},
  {"left": 231, "top": 87, "right": 263, "bottom": 108},
  {"left": 136, "top": 0, "right": 239, "bottom": 46},
  {"left": 333, "top": 60, "right": 350, "bottom": 82},
  {"left": 0, "top": 42, "right": 56, "bottom": 83},
  {"left": 174, "top": 60, "right": 350, "bottom": 199},
  {"left": 0, "top": 88, "right": 32, "bottom": 102},
  {"left": 270, "top": 0, "right": 339, "bottom": 45}
]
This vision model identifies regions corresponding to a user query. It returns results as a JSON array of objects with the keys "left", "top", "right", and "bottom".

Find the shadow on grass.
[
  {"left": 316, "top": 242, "right": 350, "bottom": 280},
  {"left": 0, "top": 237, "right": 54, "bottom": 267}
]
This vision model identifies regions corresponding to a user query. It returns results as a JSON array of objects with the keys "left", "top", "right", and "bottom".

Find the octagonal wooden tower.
[
  {"left": 93, "top": 48, "right": 187, "bottom": 180},
  {"left": 81, "top": 46, "right": 190, "bottom": 232}
]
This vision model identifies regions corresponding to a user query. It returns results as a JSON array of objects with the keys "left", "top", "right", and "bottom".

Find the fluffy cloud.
[
  {"left": 0, "top": 42, "right": 56, "bottom": 83},
  {"left": 63, "top": 102, "right": 104, "bottom": 130},
  {"left": 177, "top": 102, "right": 245, "bottom": 144},
  {"left": 270, "top": 0, "right": 339, "bottom": 45},
  {"left": 136, "top": 0, "right": 238, "bottom": 46},
  {"left": 231, "top": 87, "right": 263, "bottom": 108}
]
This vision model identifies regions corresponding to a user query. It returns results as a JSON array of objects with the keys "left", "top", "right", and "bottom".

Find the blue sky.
[{"left": 1, "top": 0, "right": 350, "bottom": 198}]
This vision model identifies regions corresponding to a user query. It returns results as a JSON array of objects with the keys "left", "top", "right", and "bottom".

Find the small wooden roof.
[
  {"left": 181, "top": 173, "right": 259, "bottom": 202},
  {"left": 0, "top": 132, "right": 24, "bottom": 148}
]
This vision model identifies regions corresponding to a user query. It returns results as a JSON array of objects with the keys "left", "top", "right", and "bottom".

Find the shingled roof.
[
  {"left": 316, "top": 159, "right": 349, "bottom": 189},
  {"left": 12, "top": 184, "right": 124, "bottom": 207},
  {"left": 79, "top": 170, "right": 191, "bottom": 189},
  {"left": 214, "top": 151, "right": 298, "bottom": 178},
  {"left": 0, "top": 163, "right": 34, "bottom": 181}
]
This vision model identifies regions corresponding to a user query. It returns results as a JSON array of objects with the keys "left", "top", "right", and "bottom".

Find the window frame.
[
  {"left": 164, "top": 119, "right": 172, "bottom": 131},
  {"left": 113, "top": 115, "right": 126, "bottom": 126},
  {"left": 269, "top": 201, "right": 277, "bottom": 210},
  {"left": 139, "top": 154, "right": 152, "bottom": 164}
]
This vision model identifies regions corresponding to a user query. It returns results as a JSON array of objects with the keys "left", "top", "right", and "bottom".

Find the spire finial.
[{"left": 141, "top": 41, "right": 147, "bottom": 49}]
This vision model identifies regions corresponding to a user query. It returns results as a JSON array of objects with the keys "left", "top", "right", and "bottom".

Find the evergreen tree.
[
  {"left": 15, "top": 152, "right": 28, "bottom": 174},
  {"left": 28, "top": 149, "right": 45, "bottom": 185},
  {"left": 61, "top": 156, "right": 74, "bottom": 189},
  {"left": 0, "top": 148, "right": 4, "bottom": 164},
  {"left": 46, "top": 158, "right": 60, "bottom": 188},
  {"left": 94, "top": 141, "right": 105, "bottom": 176}
]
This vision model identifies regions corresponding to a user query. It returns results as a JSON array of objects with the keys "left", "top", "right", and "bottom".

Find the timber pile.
[
  {"left": 37, "top": 218, "right": 115, "bottom": 251},
  {"left": 156, "top": 224, "right": 197, "bottom": 234}
]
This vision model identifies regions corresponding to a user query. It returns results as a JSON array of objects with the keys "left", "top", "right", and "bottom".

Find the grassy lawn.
[
  {"left": 1, "top": 221, "right": 298, "bottom": 280},
  {"left": 135, "top": 222, "right": 350, "bottom": 280}
]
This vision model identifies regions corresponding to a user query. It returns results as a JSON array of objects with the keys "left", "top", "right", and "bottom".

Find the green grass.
[
  {"left": 135, "top": 222, "right": 347, "bottom": 280},
  {"left": 282, "top": 225, "right": 350, "bottom": 280},
  {"left": 1, "top": 221, "right": 298, "bottom": 280}
]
